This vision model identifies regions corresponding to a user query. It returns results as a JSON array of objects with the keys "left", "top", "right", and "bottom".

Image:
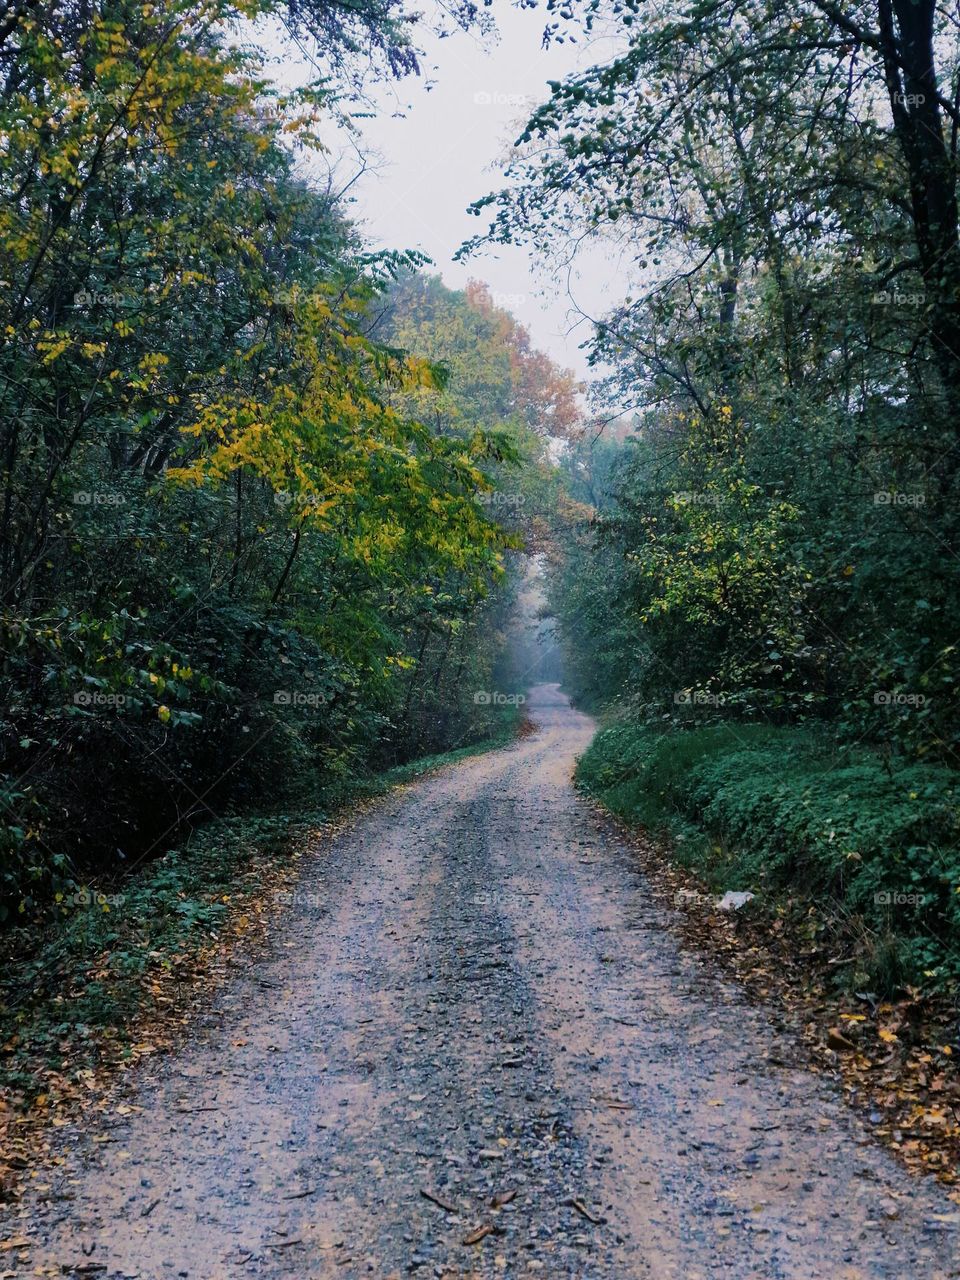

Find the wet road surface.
[{"left": 4, "top": 684, "right": 959, "bottom": 1278}]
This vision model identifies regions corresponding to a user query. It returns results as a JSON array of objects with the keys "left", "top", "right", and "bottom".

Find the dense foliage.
[
  {"left": 580, "top": 721, "right": 960, "bottom": 987},
  {"left": 0, "top": 0, "right": 575, "bottom": 921},
  {"left": 463, "top": 0, "right": 960, "bottom": 986},
  {"left": 8, "top": 0, "right": 960, "bottom": 996},
  {"left": 473, "top": 0, "right": 960, "bottom": 755}
]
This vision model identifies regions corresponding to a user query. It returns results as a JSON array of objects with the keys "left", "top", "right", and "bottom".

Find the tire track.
[{"left": 3, "top": 685, "right": 958, "bottom": 1278}]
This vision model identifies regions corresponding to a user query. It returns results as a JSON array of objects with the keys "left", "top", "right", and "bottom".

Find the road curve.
[{"left": 4, "top": 684, "right": 959, "bottom": 1279}]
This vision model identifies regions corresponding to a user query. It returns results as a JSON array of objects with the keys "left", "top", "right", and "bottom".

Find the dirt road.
[{"left": 5, "top": 684, "right": 959, "bottom": 1278}]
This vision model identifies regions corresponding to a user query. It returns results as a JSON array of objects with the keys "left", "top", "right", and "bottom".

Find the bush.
[{"left": 578, "top": 719, "right": 960, "bottom": 988}]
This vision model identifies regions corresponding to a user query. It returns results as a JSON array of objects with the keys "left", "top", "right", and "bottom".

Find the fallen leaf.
[
  {"left": 564, "top": 1197, "right": 604, "bottom": 1224},
  {"left": 420, "top": 1188, "right": 458, "bottom": 1214},
  {"left": 462, "top": 1224, "right": 493, "bottom": 1245}
]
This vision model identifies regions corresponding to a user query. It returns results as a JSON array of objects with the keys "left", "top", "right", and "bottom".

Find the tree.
[
  {"left": 0, "top": 0, "right": 515, "bottom": 920},
  {"left": 466, "top": 0, "right": 960, "bottom": 759}
]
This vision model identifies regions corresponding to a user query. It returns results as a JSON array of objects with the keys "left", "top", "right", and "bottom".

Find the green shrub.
[{"left": 578, "top": 719, "right": 960, "bottom": 989}]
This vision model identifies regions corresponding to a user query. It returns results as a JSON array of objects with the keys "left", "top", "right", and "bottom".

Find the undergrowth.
[
  {"left": 0, "top": 713, "right": 522, "bottom": 1104},
  {"left": 577, "top": 719, "right": 960, "bottom": 993}
]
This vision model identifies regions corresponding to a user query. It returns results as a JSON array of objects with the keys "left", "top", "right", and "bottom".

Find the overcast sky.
[{"left": 263, "top": 7, "right": 624, "bottom": 385}]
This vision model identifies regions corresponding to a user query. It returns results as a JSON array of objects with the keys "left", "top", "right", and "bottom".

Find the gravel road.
[{"left": 5, "top": 683, "right": 960, "bottom": 1279}]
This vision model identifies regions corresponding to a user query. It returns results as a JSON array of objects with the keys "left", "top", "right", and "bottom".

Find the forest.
[
  {"left": 519, "top": 0, "right": 960, "bottom": 993},
  {"left": 3, "top": 0, "right": 960, "bottom": 1222},
  {"left": 0, "top": 0, "right": 581, "bottom": 919}
]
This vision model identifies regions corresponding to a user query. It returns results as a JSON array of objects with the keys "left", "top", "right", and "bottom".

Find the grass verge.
[
  {"left": 578, "top": 719, "right": 960, "bottom": 991},
  {"left": 577, "top": 716, "right": 960, "bottom": 1185}
]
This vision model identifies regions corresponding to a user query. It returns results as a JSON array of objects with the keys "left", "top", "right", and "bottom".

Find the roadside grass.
[
  {"left": 577, "top": 718, "right": 960, "bottom": 993},
  {"left": 0, "top": 710, "right": 525, "bottom": 1124},
  {"left": 382, "top": 705, "right": 526, "bottom": 785}
]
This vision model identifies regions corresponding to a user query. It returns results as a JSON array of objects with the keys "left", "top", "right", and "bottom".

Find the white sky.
[{"left": 261, "top": 6, "right": 624, "bottom": 384}]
